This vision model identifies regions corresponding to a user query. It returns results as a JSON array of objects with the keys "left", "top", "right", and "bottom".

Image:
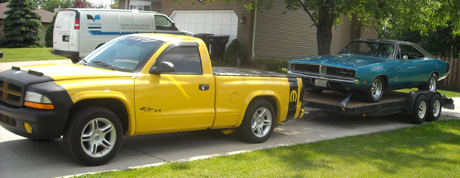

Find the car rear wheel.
[
  {"left": 364, "top": 77, "right": 384, "bottom": 102},
  {"left": 419, "top": 73, "right": 437, "bottom": 91}
]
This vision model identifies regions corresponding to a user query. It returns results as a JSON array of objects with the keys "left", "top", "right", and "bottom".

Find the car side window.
[
  {"left": 156, "top": 46, "right": 203, "bottom": 75},
  {"left": 399, "top": 45, "right": 425, "bottom": 60},
  {"left": 154, "top": 15, "right": 178, "bottom": 31}
]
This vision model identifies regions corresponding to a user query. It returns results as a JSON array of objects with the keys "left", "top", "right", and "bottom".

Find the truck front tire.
[
  {"left": 237, "top": 99, "right": 275, "bottom": 143},
  {"left": 64, "top": 107, "right": 123, "bottom": 166}
]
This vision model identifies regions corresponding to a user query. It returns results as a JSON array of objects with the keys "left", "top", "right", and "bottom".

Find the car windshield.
[
  {"left": 338, "top": 41, "right": 395, "bottom": 59},
  {"left": 82, "top": 36, "right": 164, "bottom": 72}
]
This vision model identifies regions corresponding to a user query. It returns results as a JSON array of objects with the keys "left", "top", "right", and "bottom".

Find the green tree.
[
  {"left": 45, "top": 14, "right": 57, "bottom": 47},
  {"left": 0, "top": 0, "right": 8, "bottom": 3},
  {"left": 0, "top": 0, "right": 43, "bottom": 47},
  {"left": 196, "top": 0, "right": 460, "bottom": 56},
  {"left": 35, "top": 0, "right": 72, "bottom": 12}
]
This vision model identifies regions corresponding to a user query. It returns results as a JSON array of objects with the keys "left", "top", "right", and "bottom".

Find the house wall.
[
  {"left": 253, "top": 0, "right": 370, "bottom": 59},
  {"left": 160, "top": 0, "right": 254, "bottom": 61}
]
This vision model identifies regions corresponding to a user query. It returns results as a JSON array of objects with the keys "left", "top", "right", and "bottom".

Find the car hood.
[
  {"left": 290, "top": 54, "right": 388, "bottom": 69},
  {"left": 20, "top": 63, "right": 134, "bottom": 81}
]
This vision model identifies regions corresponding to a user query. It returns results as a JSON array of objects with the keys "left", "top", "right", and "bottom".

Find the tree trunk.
[{"left": 316, "top": 0, "right": 334, "bottom": 56}]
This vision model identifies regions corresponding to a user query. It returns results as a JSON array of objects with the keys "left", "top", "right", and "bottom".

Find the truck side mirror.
[{"left": 149, "top": 61, "right": 175, "bottom": 74}]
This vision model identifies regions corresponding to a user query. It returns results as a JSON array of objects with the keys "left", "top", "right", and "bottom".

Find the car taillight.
[{"left": 74, "top": 19, "right": 80, "bottom": 29}]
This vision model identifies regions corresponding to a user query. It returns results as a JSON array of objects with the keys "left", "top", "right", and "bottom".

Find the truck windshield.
[
  {"left": 338, "top": 41, "right": 395, "bottom": 59},
  {"left": 82, "top": 36, "right": 164, "bottom": 72}
]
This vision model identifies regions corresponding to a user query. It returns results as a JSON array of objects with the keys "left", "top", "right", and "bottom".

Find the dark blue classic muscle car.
[{"left": 288, "top": 39, "right": 450, "bottom": 102}]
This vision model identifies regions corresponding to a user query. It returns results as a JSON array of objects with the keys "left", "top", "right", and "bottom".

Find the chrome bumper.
[{"left": 288, "top": 71, "right": 356, "bottom": 84}]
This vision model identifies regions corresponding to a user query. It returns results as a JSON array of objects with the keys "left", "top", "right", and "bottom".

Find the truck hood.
[
  {"left": 290, "top": 54, "right": 388, "bottom": 69},
  {"left": 21, "top": 63, "right": 134, "bottom": 81}
]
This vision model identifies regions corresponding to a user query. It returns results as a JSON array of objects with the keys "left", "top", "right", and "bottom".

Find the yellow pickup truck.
[{"left": 0, "top": 34, "right": 304, "bottom": 166}]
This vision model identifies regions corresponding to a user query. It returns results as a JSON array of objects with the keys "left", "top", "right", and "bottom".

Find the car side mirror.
[
  {"left": 403, "top": 55, "right": 409, "bottom": 60},
  {"left": 149, "top": 61, "right": 175, "bottom": 74},
  {"left": 0, "top": 51, "right": 3, "bottom": 58}
]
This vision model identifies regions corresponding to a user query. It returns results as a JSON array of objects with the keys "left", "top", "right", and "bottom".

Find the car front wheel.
[
  {"left": 364, "top": 77, "right": 384, "bottom": 102},
  {"left": 64, "top": 107, "right": 123, "bottom": 166}
]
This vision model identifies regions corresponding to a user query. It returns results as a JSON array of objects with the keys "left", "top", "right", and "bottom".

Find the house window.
[{"left": 129, "top": 0, "right": 151, "bottom": 11}]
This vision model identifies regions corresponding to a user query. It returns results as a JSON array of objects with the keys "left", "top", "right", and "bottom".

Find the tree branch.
[{"left": 298, "top": 0, "right": 317, "bottom": 26}]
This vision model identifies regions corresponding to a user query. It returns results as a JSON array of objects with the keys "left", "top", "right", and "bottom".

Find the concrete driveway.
[
  {"left": 1, "top": 107, "right": 459, "bottom": 178},
  {"left": 0, "top": 60, "right": 459, "bottom": 177}
]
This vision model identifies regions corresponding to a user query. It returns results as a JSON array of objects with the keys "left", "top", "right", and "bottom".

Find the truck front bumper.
[{"left": 0, "top": 103, "right": 68, "bottom": 139}]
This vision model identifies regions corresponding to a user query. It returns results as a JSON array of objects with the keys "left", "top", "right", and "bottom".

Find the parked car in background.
[
  {"left": 288, "top": 39, "right": 450, "bottom": 102},
  {"left": 52, "top": 8, "right": 192, "bottom": 63}
]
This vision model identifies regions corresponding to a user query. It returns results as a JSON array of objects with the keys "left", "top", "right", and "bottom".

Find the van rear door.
[{"left": 53, "top": 10, "right": 78, "bottom": 59}]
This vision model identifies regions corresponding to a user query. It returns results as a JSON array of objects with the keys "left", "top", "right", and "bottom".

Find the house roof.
[{"left": 0, "top": 2, "right": 54, "bottom": 23}]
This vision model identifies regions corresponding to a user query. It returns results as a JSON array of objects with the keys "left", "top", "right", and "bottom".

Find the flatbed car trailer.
[{"left": 302, "top": 90, "right": 455, "bottom": 124}]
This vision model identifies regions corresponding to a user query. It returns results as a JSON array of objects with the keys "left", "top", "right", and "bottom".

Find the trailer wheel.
[
  {"left": 237, "top": 99, "right": 275, "bottom": 143},
  {"left": 426, "top": 94, "right": 442, "bottom": 122},
  {"left": 365, "top": 77, "right": 384, "bottom": 102},
  {"left": 64, "top": 107, "right": 123, "bottom": 166},
  {"left": 410, "top": 95, "right": 428, "bottom": 124}
]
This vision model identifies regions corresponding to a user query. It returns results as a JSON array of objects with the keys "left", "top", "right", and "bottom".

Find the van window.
[
  {"left": 84, "top": 36, "right": 164, "bottom": 72},
  {"left": 156, "top": 46, "right": 202, "bottom": 74},
  {"left": 154, "top": 15, "right": 178, "bottom": 31}
]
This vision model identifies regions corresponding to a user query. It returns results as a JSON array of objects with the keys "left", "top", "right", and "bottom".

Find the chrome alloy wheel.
[
  {"left": 432, "top": 99, "right": 441, "bottom": 117},
  {"left": 371, "top": 78, "right": 383, "bottom": 100},
  {"left": 81, "top": 118, "right": 117, "bottom": 158},
  {"left": 251, "top": 107, "right": 273, "bottom": 138},
  {"left": 418, "top": 100, "right": 427, "bottom": 119},
  {"left": 429, "top": 75, "right": 437, "bottom": 91}
]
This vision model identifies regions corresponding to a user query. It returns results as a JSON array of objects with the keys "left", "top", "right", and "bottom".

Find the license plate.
[{"left": 314, "top": 79, "right": 327, "bottom": 87}]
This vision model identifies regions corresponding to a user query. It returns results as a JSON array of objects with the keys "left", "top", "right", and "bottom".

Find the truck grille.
[
  {"left": 0, "top": 80, "right": 24, "bottom": 107},
  {"left": 290, "top": 63, "right": 356, "bottom": 79}
]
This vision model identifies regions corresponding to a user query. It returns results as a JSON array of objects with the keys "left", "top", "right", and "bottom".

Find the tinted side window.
[
  {"left": 399, "top": 45, "right": 424, "bottom": 59},
  {"left": 154, "top": 15, "right": 178, "bottom": 31},
  {"left": 157, "top": 46, "right": 202, "bottom": 75}
]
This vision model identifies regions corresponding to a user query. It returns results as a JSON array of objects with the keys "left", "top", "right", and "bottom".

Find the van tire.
[{"left": 71, "top": 57, "right": 81, "bottom": 63}]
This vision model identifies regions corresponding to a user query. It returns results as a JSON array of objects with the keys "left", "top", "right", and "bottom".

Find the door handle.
[{"left": 199, "top": 84, "right": 210, "bottom": 91}]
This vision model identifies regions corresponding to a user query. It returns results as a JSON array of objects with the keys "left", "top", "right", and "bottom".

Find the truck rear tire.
[
  {"left": 410, "top": 95, "right": 428, "bottom": 124},
  {"left": 237, "top": 99, "right": 275, "bottom": 143},
  {"left": 71, "top": 57, "right": 81, "bottom": 63},
  {"left": 64, "top": 107, "right": 123, "bottom": 166},
  {"left": 426, "top": 94, "right": 442, "bottom": 122}
]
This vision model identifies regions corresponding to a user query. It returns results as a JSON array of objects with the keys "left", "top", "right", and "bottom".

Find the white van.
[{"left": 52, "top": 8, "right": 192, "bottom": 63}]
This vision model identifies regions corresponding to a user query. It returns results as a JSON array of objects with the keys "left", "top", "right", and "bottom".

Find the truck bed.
[{"left": 213, "top": 67, "right": 288, "bottom": 77}]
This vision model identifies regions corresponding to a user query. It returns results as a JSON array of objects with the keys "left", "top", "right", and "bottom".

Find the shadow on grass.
[{"left": 262, "top": 120, "right": 460, "bottom": 176}]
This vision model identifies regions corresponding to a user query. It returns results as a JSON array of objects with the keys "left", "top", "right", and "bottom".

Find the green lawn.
[
  {"left": 81, "top": 120, "right": 460, "bottom": 178},
  {"left": 0, "top": 47, "right": 67, "bottom": 62}
]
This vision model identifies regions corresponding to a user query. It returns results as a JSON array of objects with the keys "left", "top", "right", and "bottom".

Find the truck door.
[
  {"left": 53, "top": 10, "right": 76, "bottom": 53},
  {"left": 135, "top": 43, "right": 215, "bottom": 133}
]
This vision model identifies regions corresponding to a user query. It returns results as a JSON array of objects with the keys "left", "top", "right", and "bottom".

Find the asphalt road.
[{"left": 0, "top": 60, "right": 459, "bottom": 178}]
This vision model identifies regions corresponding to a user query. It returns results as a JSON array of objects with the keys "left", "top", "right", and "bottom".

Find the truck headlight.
[{"left": 24, "top": 91, "right": 55, "bottom": 110}]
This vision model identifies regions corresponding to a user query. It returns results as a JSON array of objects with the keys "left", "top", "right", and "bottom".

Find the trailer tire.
[
  {"left": 410, "top": 95, "right": 428, "bottom": 124},
  {"left": 64, "top": 107, "right": 123, "bottom": 166},
  {"left": 237, "top": 99, "right": 275, "bottom": 143},
  {"left": 426, "top": 94, "right": 442, "bottom": 122}
]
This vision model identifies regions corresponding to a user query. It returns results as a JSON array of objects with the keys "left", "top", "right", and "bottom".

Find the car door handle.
[{"left": 199, "top": 84, "right": 210, "bottom": 91}]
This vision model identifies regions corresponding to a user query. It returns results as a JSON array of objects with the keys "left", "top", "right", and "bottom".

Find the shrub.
[{"left": 223, "top": 39, "right": 242, "bottom": 66}]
